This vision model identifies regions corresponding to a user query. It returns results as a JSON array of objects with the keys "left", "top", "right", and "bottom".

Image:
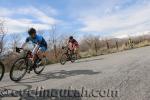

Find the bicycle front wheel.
[
  {"left": 10, "top": 58, "right": 28, "bottom": 82},
  {"left": 60, "top": 54, "right": 68, "bottom": 65},
  {"left": 0, "top": 62, "right": 5, "bottom": 81}
]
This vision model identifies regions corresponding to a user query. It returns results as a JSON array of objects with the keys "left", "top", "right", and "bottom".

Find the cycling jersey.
[
  {"left": 68, "top": 39, "right": 78, "bottom": 46},
  {"left": 25, "top": 34, "right": 47, "bottom": 49}
]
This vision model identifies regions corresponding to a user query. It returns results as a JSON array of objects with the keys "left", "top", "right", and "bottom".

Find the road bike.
[
  {"left": 60, "top": 46, "right": 77, "bottom": 65},
  {"left": 10, "top": 47, "right": 47, "bottom": 82}
]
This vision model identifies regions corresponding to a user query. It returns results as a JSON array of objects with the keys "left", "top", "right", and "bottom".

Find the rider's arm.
[
  {"left": 21, "top": 43, "right": 26, "bottom": 49},
  {"left": 21, "top": 37, "right": 30, "bottom": 49},
  {"left": 67, "top": 40, "right": 71, "bottom": 46}
]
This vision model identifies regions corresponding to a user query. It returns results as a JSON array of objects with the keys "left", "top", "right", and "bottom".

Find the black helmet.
[
  {"left": 28, "top": 28, "right": 36, "bottom": 35},
  {"left": 69, "top": 36, "right": 73, "bottom": 40}
]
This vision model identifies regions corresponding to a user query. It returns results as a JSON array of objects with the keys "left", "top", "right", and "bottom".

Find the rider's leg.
[
  {"left": 73, "top": 44, "right": 78, "bottom": 54},
  {"left": 74, "top": 46, "right": 81, "bottom": 58},
  {"left": 37, "top": 50, "right": 43, "bottom": 59},
  {"left": 74, "top": 47, "right": 77, "bottom": 54},
  {"left": 68, "top": 43, "right": 73, "bottom": 51},
  {"left": 37, "top": 47, "right": 47, "bottom": 59},
  {"left": 35, "top": 47, "right": 47, "bottom": 65}
]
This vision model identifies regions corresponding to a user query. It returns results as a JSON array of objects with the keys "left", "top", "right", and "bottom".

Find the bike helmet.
[
  {"left": 28, "top": 28, "right": 36, "bottom": 35},
  {"left": 69, "top": 36, "right": 73, "bottom": 40}
]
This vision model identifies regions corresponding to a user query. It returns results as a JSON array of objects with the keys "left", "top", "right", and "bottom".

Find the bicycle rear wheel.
[
  {"left": 71, "top": 53, "right": 77, "bottom": 63},
  {"left": 34, "top": 57, "right": 47, "bottom": 74},
  {"left": 10, "top": 58, "right": 28, "bottom": 82},
  {"left": 0, "top": 62, "right": 5, "bottom": 81}
]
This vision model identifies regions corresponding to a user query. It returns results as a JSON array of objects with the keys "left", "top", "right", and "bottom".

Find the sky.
[{"left": 0, "top": 0, "right": 150, "bottom": 38}]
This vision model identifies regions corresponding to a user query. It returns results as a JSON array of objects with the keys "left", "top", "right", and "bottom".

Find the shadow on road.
[
  {"left": 20, "top": 70, "right": 101, "bottom": 84},
  {"left": 76, "top": 58, "right": 104, "bottom": 63},
  {"left": 0, "top": 84, "right": 82, "bottom": 100},
  {"left": 0, "top": 83, "right": 32, "bottom": 90}
]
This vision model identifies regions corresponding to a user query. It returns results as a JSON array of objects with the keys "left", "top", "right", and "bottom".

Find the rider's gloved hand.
[
  {"left": 16, "top": 47, "right": 21, "bottom": 53},
  {"left": 62, "top": 46, "right": 65, "bottom": 49}
]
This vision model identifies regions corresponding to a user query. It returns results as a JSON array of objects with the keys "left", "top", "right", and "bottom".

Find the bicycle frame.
[
  {"left": 60, "top": 46, "right": 77, "bottom": 65},
  {"left": 19, "top": 47, "right": 44, "bottom": 68},
  {"left": 62, "top": 47, "right": 72, "bottom": 58},
  {"left": 23, "top": 50, "right": 38, "bottom": 72},
  {"left": 10, "top": 47, "right": 46, "bottom": 82}
]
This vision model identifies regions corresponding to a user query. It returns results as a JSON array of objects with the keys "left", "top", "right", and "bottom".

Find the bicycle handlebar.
[
  {"left": 16, "top": 47, "right": 22, "bottom": 53},
  {"left": 16, "top": 47, "right": 29, "bottom": 53}
]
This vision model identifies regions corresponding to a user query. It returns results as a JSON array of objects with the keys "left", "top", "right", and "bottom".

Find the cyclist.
[
  {"left": 19, "top": 28, "right": 47, "bottom": 64},
  {"left": 68, "top": 36, "right": 79, "bottom": 55}
]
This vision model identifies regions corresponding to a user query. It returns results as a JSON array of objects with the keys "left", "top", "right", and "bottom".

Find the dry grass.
[
  {"left": 80, "top": 40, "right": 150, "bottom": 58},
  {"left": 135, "top": 40, "right": 150, "bottom": 48}
]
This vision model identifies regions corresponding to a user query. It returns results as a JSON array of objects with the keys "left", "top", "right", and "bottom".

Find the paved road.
[{"left": 1, "top": 46, "right": 150, "bottom": 100}]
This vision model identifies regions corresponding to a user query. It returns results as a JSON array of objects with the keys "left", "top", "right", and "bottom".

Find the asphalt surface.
[{"left": 1, "top": 46, "right": 150, "bottom": 100}]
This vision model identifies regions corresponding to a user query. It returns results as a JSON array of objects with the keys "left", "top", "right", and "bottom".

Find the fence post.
[
  {"left": 54, "top": 44, "right": 57, "bottom": 59},
  {"left": 106, "top": 41, "right": 109, "bottom": 49},
  {"left": 116, "top": 41, "right": 119, "bottom": 50},
  {"left": 94, "top": 42, "right": 98, "bottom": 55}
]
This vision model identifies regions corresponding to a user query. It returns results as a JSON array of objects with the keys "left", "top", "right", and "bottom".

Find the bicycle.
[
  {"left": 60, "top": 46, "right": 77, "bottom": 65},
  {"left": 0, "top": 61, "right": 5, "bottom": 81},
  {"left": 10, "top": 47, "right": 47, "bottom": 82}
]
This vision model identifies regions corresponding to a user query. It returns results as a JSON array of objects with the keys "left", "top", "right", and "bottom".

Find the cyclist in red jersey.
[{"left": 68, "top": 36, "right": 79, "bottom": 54}]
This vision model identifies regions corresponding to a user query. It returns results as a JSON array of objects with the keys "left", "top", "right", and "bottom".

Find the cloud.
[
  {"left": 1, "top": 0, "right": 150, "bottom": 38},
  {"left": 69, "top": 0, "right": 150, "bottom": 38},
  {"left": 0, "top": 8, "right": 13, "bottom": 17},
  {"left": 0, "top": 17, "right": 50, "bottom": 33},
  {"left": 0, "top": 6, "right": 60, "bottom": 34},
  {"left": 17, "top": 6, "right": 60, "bottom": 24},
  {"left": 79, "top": 4, "right": 150, "bottom": 32}
]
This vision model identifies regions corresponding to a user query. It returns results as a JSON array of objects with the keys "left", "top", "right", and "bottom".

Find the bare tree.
[
  {"left": 48, "top": 25, "right": 64, "bottom": 59},
  {"left": 11, "top": 33, "right": 20, "bottom": 51},
  {"left": 48, "top": 25, "right": 57, "bottom": 59},
  {"left": 80, "top": 35, "right": 101, "bottom": 55},
  {"left": 0, "top": 20, "right": 6, "bottom": 54}
]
